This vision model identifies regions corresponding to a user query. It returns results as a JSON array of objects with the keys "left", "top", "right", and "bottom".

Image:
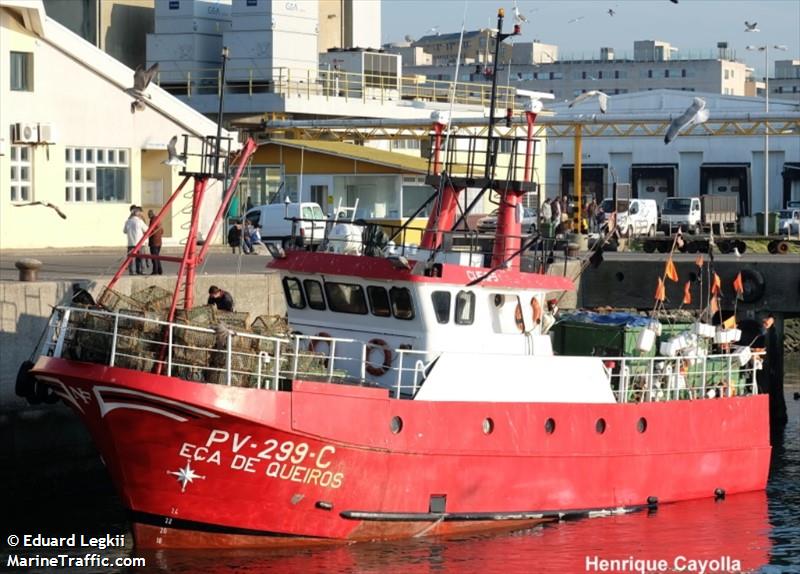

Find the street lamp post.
[{"left": 747, "top": 44, "right": 787, "bottom": 236}]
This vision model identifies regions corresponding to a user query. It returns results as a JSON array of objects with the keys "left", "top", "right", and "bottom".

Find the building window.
[
  {"left": 681, "top": 69, "right": 687, "bottom": 78},
  {"left": 664, "top": 69, "right": 670, "bottom": 78},
  {"left": 597, "top": 70, "right": 603, "bottom": 79},
  {"left": 581, "top": 71, "right": 587, "bottom": 79},
  {"left": 65, "top": 146, "right": 129, "bottom": 203},
  {"left": 724, "top": 69, "right": 730, "bottom": 80},
  {"left": 614, "top": 70, "right": 620, "bottom": 79},
  {"left": 648, "top": 69, "right": 653, "bottom": 78},
  {"left": 10, "top": 145, "right": 32, "bottom": 202},
  {"left": 10, "top": 51, "right": 33, "bottom": 91}
]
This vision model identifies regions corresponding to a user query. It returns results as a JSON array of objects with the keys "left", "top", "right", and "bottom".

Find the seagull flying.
[
  {"left": 568, "top": 90, "right": 608, "bottom": 113},
  {"left": 744, "top": 21, "right": 759, "bottom": 32},
  {"left": 512, "top": 0, "right": 529, "bottom": 23},
  {"left": 13, "top": 201, "right": 67, "bottom": 219},
  {"left": 127, "top": 62, "right": 158, "bottom": 114},
  {"left": 607, "top": 9, "right": 616, "bottom": 16},
  {"left": 163, "top": 135, "right": 186, "bottom": 167},
  {"left": 427, "top": 26, "right": 440, "bottom": 36},
  {"left": 568, "top": 16, "right": 585, "bottom": 24},
  {"left": 669, "top": 0, "right": 678, "bottom": 3},
  {"left": 664, "top": 97, "right": 709, "bottom": 144}
]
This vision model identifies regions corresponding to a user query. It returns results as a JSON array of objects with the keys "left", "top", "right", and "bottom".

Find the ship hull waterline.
[{"left": 32, "top": 357, "right": 771, "bottom": 549}]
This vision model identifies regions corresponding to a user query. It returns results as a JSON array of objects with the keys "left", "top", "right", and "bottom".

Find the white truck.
[
  {"left": 659, "top": 195, "right": 737, "bottom": 235},
  {"left": 243, "top": 202, "right": 326, "bottom": 248}
]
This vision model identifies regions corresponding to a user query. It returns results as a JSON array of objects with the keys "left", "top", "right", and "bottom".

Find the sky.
[{"left": 381, "top": 0, "right": 800, "bottom": 77}]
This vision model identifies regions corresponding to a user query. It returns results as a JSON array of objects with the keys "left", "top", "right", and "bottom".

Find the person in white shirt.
[{"left": 123, "top": 207, "right": 148, "bottom": 275}]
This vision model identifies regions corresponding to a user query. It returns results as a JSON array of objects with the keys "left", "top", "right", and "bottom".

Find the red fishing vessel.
[{"left": 23, "top": 9, "right": 770, "bottom": 549}]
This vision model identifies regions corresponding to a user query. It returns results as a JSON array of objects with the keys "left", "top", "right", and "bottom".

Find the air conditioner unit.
[
  {"left": 38, "top": 123, "right": 56, "bottom": 143},
  {"left": 13, "top": 122, "right": 38, "bottom": 143}
]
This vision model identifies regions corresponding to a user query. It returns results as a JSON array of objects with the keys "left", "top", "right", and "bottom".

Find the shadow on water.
[{"left": 3, "top": 360, "right": 798, "bottom": 574}]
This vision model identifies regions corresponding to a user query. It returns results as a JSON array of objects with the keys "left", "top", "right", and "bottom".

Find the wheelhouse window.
[
  {"left": 367, "top": 286, "right": 391, "bottom": 317},
  {"left": 10, "top": 51, "right": 33, "bottom": 91},
  {"left": 282, "top": 277, "right": 306, "bottom": 309},
  {"left": 431, "top": 291, "right": 451, "bottom": 324},
  {"left": 325, "top": 282, "right": 368, "bottom": 315},
  {"left": 389, "top": 287, "right": 415, "bottom": 320},
  {"left": 455, "top": 291, "right": 475, "bottom": 325},
  {"left": 303, "top": 279, "right": 326, "bottom": 310}
]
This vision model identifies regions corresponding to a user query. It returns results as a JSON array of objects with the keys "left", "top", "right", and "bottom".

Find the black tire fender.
[
  {"left": 15, "top": 360, "right": 36, "bottom": 399},
  {"left": 739, "top": 268, "right": 766, "bottom": 303}
]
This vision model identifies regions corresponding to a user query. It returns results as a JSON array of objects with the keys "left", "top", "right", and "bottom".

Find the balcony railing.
[{"left": 155, "top": 66, "right": 518, "bottom": 109}]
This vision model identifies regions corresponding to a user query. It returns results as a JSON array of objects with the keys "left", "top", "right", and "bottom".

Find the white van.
[
  {"left": 660, "top": 197, "right": 701, "bottom": 234},
  {"left": 601, "top": 198, "right": 658, "bottom": 237},
  {"left": 243, "top": 202, "right": 326, "bottom": 248}
]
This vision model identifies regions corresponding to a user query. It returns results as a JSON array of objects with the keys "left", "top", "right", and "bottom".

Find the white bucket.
[
  {"left": 636, "top": 328, "right": 656, "bottom": 352},
  {"left": 693, "top": 322, "right": 716, "bottom": 338},
  {"left": 733, "top": 345, "right": 753, "bottom": 367}
]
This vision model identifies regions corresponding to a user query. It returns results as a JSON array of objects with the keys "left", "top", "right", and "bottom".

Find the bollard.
[{"left": 15, "top": 258, "right": 43, "bottom": 282}]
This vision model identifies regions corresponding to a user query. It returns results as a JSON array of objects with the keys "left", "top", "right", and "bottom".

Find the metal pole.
[
  {"left": 215, "top": 46, "right": 229, "bottom": 176},
  {"left": 484, "top": 9, "right": 505, "bottom": 178},
  {"left": 574, "top": 124, "right": 583, "bottom": 232},
  {"left": 764, "top": 46, "right": 769, "bottom": 238}
]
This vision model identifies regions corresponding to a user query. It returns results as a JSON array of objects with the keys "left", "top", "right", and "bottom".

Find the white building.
[
  {"left": 0, "top": 0, "right": 238, "bottom": 250},
  {"left": 543, "top": 89, "right": 800, "bottom": 216}
]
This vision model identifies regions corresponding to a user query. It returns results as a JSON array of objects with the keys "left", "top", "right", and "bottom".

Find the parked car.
[
  {"left": 600, "top": 198, "right": 658, "bottom": 237},
  {"left": 778, "top": 208, "right": 800, "bottom": 234},
  {"left": 660, "top": 197, "right": 701, "bottom": 234},
  {"left": 241, "top": 202, "right": 326, "bottom": 248},
  {"left": 477, "top": 207, "right": 538, "bottom": 233}
]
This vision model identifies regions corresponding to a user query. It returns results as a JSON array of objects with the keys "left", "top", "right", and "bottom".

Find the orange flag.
[
  {"left": 655, "top": 277, "right": 666, "bottom": 302},
  {"left": 710, "top": 294, "right": 719, "bottom": 316},
  {"left": 695, "top": 254, "right": 704, "bottom": 268},
  {"left": 733, "top": 272, "right": 744, "bottom": 297},
  {"left": 711, "top": 272, "right": 722, "bottom": 296},
  {"left": 665, "top": 258, "right": 679, "bottom": 282},
  {"left": 683, "top": 281, "right": 692, "bottom": 305}
]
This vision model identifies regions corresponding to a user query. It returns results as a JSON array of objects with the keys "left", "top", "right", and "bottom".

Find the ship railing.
[
  {"left": 43, "top": 306, "right": 439, "bottom": 396},
  {"left": 605, "top": 350, "right": 765, "bottom": 403}
]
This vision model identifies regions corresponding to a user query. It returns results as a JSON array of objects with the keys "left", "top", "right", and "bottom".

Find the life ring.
[
  {"left": 308, "top": 332, "right": 332, "bottom": 367},
  {"left": 366, "top": 338, "right": 392, "bottom": 377},
  {"left": 514, "top": 303, "right": 525, "bottom": 332},
  {"left": 739, "top": 269, "right": 766, "bottom": 304},
  {"left": 531, "top": 297, "right": 543, "bottom": 325}
]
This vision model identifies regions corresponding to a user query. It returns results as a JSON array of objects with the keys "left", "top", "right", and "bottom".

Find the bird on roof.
[
  {"left": 13, "top": 201, "right": 67, "bottom": 219},
  {"left": 744, "top": 21, "right": 759, "bottom": 32},
  {"left": 127, "top": 62, "right": 159, "bottom": 114},
  {"left": 163, "top": 136, "right": 187, "bottom": 167},
  {"left": 512, "top": 0, "right": 529, "bottom": 23},
  {"left": 426, "top": 26, "right": 440, "bottom": 36},
  {"left": 664, "top": 97, "right": 709, "bottom": 144},
  {"left": 568, "top": 90, "right": 608, "bottom": 113}
]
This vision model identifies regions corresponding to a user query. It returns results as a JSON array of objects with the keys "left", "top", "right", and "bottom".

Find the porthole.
[
  {"left": 637, "top": 417, "right": 648, "bottom": 433},
  {"left": 390, "top": 416, "right": 403, "bottom": 434},
  {"left": 615, "top": 272, "right": 625, "bottom": 282},
  {"left": 596, "top": 418, "right": 607, "bottom": 434},
  {"left": 493, "top": 294, "right": 505, "bottom": 307},
  {"left": 544, "top": 418, "right": 556, "bottom": 434},
  {"left": 482, "top": 417, "right": 494, "bottom": 435}
]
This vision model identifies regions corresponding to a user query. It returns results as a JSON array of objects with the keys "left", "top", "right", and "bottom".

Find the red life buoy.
[
  {"left": 366, "top": 338, "right": 392, "bottom": 377},
  {"left": 308, "top": 332, "right": 332, "bottom": 367},
  {"left": 531, "top": 297, "right": 542, "bottom": 325}
]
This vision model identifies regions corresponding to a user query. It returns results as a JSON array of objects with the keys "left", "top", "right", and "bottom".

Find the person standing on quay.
[
  {"left": 148, "top": 209, "right": 164, "bottom": 275},
  {"left": 208, "top": 285, "right": 235, "bottom": 312},
  {"left": 123, "top": 207, "right": 147, "bottom": 275}
]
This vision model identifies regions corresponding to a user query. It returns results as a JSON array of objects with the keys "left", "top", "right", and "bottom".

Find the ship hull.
[{"left": 32, "top": 357, "right": 771, "bottom": 548}]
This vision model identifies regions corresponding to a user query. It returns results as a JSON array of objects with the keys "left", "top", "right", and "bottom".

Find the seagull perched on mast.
[
  {"left": 568, "top": 90, "right": 608, "bottom": 113},
  {"left": 162, "top": 135, "right": 186, "bottom": 167},
  {"left": 744, "top": 21, "right": 759, "bottom": 32},
  {"left": 126, "top": 62, "right": 159, "bottom": 113},
  {"left": 13, "top": 201, "right": 67, "bottom": 219},
  {"left": 664, "top": 97, "right": 709, "bottom": 144},
  {"left": 512, "top": 0, "right": 529, "bottom": 23}
]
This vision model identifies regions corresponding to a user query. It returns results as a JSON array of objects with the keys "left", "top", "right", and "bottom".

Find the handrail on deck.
[{"left": 41, "top": 306, "right": 763, "bottom": 403}]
